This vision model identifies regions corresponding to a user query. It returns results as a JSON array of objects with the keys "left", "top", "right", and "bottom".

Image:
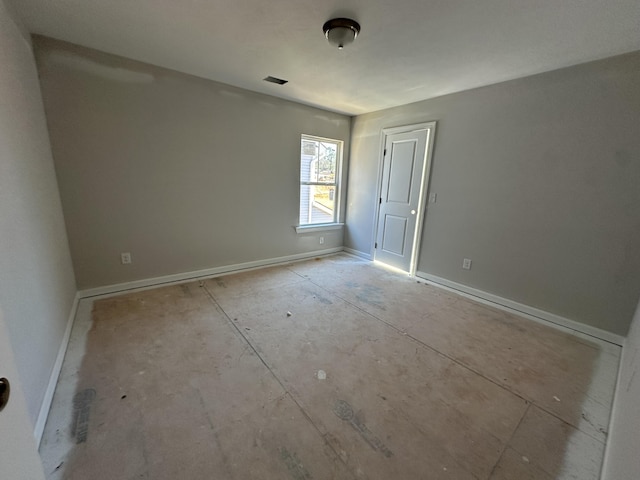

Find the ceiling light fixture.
[{"left": 322, "top": 18, "right": 360, "bottom": 50}]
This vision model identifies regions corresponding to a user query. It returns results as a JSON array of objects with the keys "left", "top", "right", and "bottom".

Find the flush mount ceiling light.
[{"left": 322, "top": 18, "right": 361, "bottom": 50}]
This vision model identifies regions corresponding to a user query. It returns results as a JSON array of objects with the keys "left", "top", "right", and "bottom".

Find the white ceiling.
[{"left": 11, "top": 0, "right": 640, "bottom": 115}]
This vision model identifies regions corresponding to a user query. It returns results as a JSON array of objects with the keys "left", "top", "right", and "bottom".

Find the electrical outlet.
[
  {"left": 429, "top": 192, "right": 437, "bottom": 203},
  {"left": 121, "top": 252, "right": 132, "bottom": 265},
  {"left": 319, "top": 236, "right": 325, "bottom": 245},
  {"left": 462, "top": 258, "right": 472, "bottom": 270}
]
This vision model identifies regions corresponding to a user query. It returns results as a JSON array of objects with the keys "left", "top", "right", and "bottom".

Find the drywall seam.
[
  {"left": 416, "top": 271, "right": 624, "bottom": 345},
  {"left": 343, "top": 247, "right": 372, "bottom": 260},
  {"left": 79, "top": 248, "right": 343, "bottom": 298},
  {"left": 34, "top": 291, "right": 80, "bottom": 445}
]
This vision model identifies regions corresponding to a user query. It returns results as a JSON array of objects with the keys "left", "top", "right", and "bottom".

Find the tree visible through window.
[{"left": 299, "top": 135, "right": 342, "bottom": 225}]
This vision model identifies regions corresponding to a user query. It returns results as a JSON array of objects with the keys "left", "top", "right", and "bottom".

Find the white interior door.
[
  {"left": 0, "top": 310, "right": 46, "bottom": 480},
  {"left": 374, "top": 125, "right": 433, "bottom": 273}
]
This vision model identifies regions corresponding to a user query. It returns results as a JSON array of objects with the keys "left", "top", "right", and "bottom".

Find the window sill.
[{"left": 295, "top": 223, "right": 344, "bottom": 234}]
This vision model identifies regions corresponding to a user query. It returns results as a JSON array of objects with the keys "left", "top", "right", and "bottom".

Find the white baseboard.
[
  {"left": 33, "top": 253, "right": 623, "bottom": 448},
  {"left": 600, "top": 334, "right": 627, "bottom": 479},
  {"left": 79, "top": 248, "right": 344, "bottom": 298},
  {"left": 34, "top": 291, "right": 80, "bottom": 445},
  {"left": 416, "top": 271, "right": 624, "bottom": 346},
  {"left": 342, "top": 247, "right": 372, "bottom": 260}
]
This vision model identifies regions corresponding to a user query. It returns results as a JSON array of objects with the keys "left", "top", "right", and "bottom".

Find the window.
[{"left": 299, "top": 135, "right": 342, "bottom": 226}]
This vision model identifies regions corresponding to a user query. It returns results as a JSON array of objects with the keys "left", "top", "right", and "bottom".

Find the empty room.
[{"left": 1, "top": 1, "right": 639, "bottom": 479}]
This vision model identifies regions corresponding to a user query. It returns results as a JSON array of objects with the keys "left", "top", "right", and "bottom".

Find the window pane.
[
  {"left": 299, "top": 185, "right": 336, "bottom": 225},
  {"left": 300, "top": 141, "right": 317, "bottom": 183},
  {"left": 300, "top": 134, "right": 341, "bottom": 226},
  {"left": 300, "top": 139, "right": 337, "bottom": 185},
  {"left": 318, "top": 142, "right": 336, "bottom": 183}
]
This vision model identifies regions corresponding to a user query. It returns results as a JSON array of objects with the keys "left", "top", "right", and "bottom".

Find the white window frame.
[{"left": 296, "top": 134, "right": 343, "bottom": 232}]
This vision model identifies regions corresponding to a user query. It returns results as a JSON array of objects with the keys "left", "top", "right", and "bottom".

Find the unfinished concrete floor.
[{"left": 40, "top": 254, "right": 620, "bottom": 479}]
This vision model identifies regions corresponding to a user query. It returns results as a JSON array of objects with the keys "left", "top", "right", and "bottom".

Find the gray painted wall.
[
  {"left": 346, "top": 52, "right": 640, "bottom": 335},
  {"left": 601, "top": 294, "right": 640, "bottom": 478},
  {"left": 0, "top": 1, "right": 77, "bottom": 424},
  {"left": 33, "top": 37, "right": 351, "bottom": 290}
]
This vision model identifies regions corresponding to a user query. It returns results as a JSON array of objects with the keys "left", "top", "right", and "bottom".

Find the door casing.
[
  {"left": 0, "top": 309, "right": 47, "bottom": 480},
  {"left": 372, "top": 122, "right": 437, "bottom": 275}
]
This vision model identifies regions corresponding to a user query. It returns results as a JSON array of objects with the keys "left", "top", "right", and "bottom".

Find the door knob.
[
  {"left": 0, "top": 378, "right": 9, "bottom": 412},
  {"left": 410, "top": 210, "right": 416, "bottom": 215}
]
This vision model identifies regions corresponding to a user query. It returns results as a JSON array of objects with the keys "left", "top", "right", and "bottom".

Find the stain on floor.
[{"left": 39, "top": 254, "right": 619, "bottom": 479}]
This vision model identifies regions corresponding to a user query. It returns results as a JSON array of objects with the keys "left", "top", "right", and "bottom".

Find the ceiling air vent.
[{"left": 263, "top": 76, "right": 288, "bottom": 85}]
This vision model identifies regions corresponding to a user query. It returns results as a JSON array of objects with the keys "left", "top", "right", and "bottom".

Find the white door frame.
[
  {"left": 0, "top": 310, "right": 47, "bottom": 479},
  {"left": 371, "top": 121, "right": 437, "bottom": 276}
]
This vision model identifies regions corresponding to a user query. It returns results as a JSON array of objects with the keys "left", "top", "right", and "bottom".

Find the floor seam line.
[
  {"left": 301, "top": 276, "right": 532, "bottom": 404},
  {"left": 528, "top": 403, "right": 607, "bottom": 444},
  {"left": 200, "top": 282, "right": 350, "bottom": 470},
  {"left": 275, "top": 267, "right": 607, "bottom": 444},
  {"left": 487, "top": 403, "right": 531, "bottom": 479}
]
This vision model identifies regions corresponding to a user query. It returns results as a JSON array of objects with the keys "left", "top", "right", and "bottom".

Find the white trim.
[
  {"left": 408, "top": 122, "right": 436, "bottom": 276},
  {"left": 34, "top": 291, "right": 80, "bottom": 445},
  {"left": 343, "top": 247, "right": 372, "bottom": 260},
  {"left": 416, "top": 271, "right": 624, "bottom": 346},
  {"left": 372, "top": 121, "right": 437, "bottom": 275},
  {"left": 369, "top": 130, "right": 386, "bottom": 259},
  {"left": 294, "top": 223, "right": 344, "bottom": 234},
  {"left": 379, "top": 122, "right": 437, "bottom": 137},
  {"left": 600, "top": 335, "right": 627, "bottom": 479},
  {"left": 299, "top": 134, "right": 344, "bottom": 226},
  {"left": 79, "top": 248, "right": 343, "bottom": 298}
]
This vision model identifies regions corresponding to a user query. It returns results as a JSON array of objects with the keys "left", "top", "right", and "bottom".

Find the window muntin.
[{"left": 299, "top": 135, "right": 342, "bottom": 226}]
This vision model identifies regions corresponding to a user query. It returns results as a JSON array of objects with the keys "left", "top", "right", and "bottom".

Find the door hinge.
[
  {"left": 375, "top": 242, "right": 378, "bottom": 249},
  {"left": 379, "top": 197, "right": 382, "bottom": 204},
  {"left": 383, "top": 148, "right": 387, "bottom": 156}
]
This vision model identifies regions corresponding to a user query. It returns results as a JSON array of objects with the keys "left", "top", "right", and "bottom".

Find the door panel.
[
  {"left": 375, "top": 128, "right": 429, "bottom": 272},
  {"left": 386, "top": 142, "right": 416, "bottom": 203},
  {"left": 381, "top": 215, "right": 408, "bottom": 255}
]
